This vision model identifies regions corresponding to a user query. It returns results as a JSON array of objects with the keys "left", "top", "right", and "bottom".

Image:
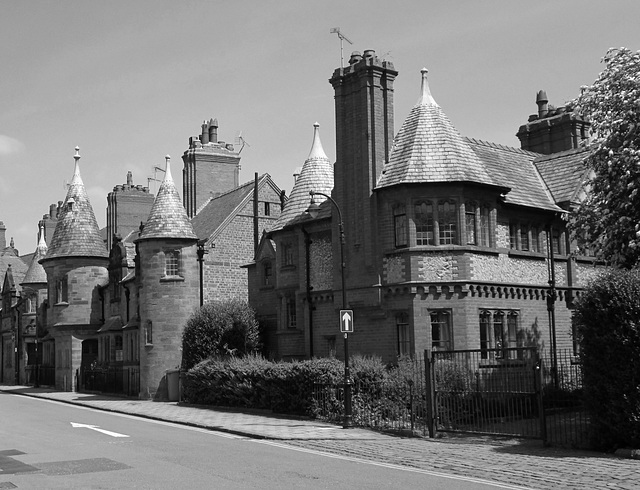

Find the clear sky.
[{"left": 1, "top": 0, "right": 639, "bottom": 254}]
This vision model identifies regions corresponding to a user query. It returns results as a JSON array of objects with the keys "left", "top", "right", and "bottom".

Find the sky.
[{"left": 1, "top": 0, "right": 639, "bottom": 254}]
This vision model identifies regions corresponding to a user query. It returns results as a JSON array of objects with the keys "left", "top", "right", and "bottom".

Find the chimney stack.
[
  {"left": 0, "top": 221, "right": 6, "bottom": 249},
  {"left": 208, "top": 118, "right": 218, "bottom": 143},
  {"left": 536, "top": 90, "right": 549, "bottom": 119},
  {"left": 200, "top": 120, "right": 210, "bottom": 144}
]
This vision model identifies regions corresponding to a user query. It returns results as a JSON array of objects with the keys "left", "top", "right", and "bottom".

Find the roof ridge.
[{"left": 465, "top": 137, "right": 539, "bottom": 156}]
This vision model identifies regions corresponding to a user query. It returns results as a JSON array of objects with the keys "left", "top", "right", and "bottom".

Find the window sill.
[
  {"left": 508, "top": 249, "right": 566, "bottom": 260},
  {"left": 277, "top": 328, "right": 301, "bottom": 335},
  {"left": 160, "top": 275, "right": 184, "bottom": 282},
  {"left": 280, "top": 265, "right": 296, "bottom": 272},
  {"left": 260, "top": 284, "right": 274, "bottom": 290},
  {"left": 53, "top": 302, "right": 69, "bottom": 307},
  {"left": 387, "top": 245, "right": 499, "bottom": 255}
]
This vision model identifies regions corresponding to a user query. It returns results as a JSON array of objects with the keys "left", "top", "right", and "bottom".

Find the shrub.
[
  {"left": 182, "top": 355, "right": 343, "bottom": 415},
  {"left": 573, "top": 268, "right": 640, "bottom": 450},
  {"left": 181, "top": 299, "right": 261, "bottom": 371}
]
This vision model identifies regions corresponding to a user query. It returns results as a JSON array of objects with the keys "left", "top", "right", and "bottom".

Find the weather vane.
[{"left": 330, "top": 27, "right": 353, "bottom": 69}]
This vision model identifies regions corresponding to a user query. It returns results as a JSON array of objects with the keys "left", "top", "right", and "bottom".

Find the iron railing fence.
[
  {"left": 312, "top": 359, "right": 430, "bottom": 436},
  {"left": 430, "top": 347, "right": 542, "bottom": 439},
  {"left": 81, "top": 367, "right": 139, "bottom": 397},
  {"left": 540, "top": 348, "right": 588, "bottom": 448},
  {"left": 312, "top": 348, "right": 589, "bottom": 448}
]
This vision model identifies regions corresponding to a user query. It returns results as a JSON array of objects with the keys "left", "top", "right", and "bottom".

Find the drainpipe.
[
  {"left": 546, "top": 222, "right": 558, "bottom": 389},
  {"left": 303, "top": 228, "right": 314, "bottom": 358},
  {"left": 253, "top": 173, "right": 259, "bottom": 255}
]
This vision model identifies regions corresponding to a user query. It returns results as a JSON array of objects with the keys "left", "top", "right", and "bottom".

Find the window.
[
  {"left": 283, "top": 243, "right": 294, "bottom": 266},
  {"left": 264, "top": 202, "right": 271, "bottom": 216},
  {"left": 430, "top": 310, "right": 452, "bottom": 351},
  {"left": 415, "top": 201, "right": 434, "bottom": 245},
  {"left": 56, "top": 276, "right": 68, "bottom": 304},
  {"left": 531, "top": 227, "right": 540, "bottom": 252},
  {"left": 26, "top": 296, "right": 36, "bottom": 313},
  {"left": 145, "top": 320, "right": 153, "bottom": 345},
  {"left": 551, "top": 228, "right": 561, "bottom": 255},
  {"left": 393, "top": 204, "right": 407, "bottom": 248},
  {"left": 465, "top": 202, "right": 476, "bottom": 245},
  {"left": 286, "top": 297, "right": 297, "bottom": 328},
  {"left": 396, "top": 313, "right": 410, "bottom": 356},
  {"left": 115, "top": 335, "right": 123, "bottom": 362},
  {"left": 520, "top": 227, "right": 529, "bottom": 251},
  {"left": 480, "top": 206, "right": 490, "bottom": 247},
  {"left": 509, "top": 224, "right": 518, "bottom": 250},
  {"left": 164, "top": 250, "right": 180, "bottom": 277},
  {"left": 479, "top": 309, "right": 521, "bottom": 359},
  {"left": 438, "top": 201, "right": 457, "bottom": 245},
  {"left": 263, "top": 261, "right": 273, "bottom": 286}
]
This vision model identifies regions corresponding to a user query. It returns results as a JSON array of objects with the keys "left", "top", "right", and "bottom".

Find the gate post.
[
  {"left": 535, "top": 352, "right": 547, "bottom": 445},
  {"left": 424, "top": 350, "right": 436, "bottom": 438}
]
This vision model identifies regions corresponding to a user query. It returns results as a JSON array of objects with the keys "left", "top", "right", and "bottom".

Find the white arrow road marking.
[{"left": 71, "top": 422, "right": 130, "bottom": 438}]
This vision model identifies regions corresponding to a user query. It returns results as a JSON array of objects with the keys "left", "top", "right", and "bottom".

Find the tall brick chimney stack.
[
  {"left": 182, "top": 118, "right": 240, "bottom": 217},
  {"left": 329, "top": 49, "right": 398, "bottom": 291}
]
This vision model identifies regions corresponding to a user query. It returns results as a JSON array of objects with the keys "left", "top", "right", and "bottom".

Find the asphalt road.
[{"left": 0, "top": 392, "right": 525, "bottom": 489}]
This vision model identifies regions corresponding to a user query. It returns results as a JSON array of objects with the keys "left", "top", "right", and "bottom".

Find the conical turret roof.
[
  {"left": 272, "top": 123, "right": 333, "bottom": 230},
  {"left": 138, "top": 155, "right": 197, "bottom": 241},
  {"left": 43, "top": 147, "right": 108, "bottom": 261},
  {"left": 376, "top": 69, "right": 496, "bottom": 189},
  {"left": 23, "top": 228, "right": 48, "bottom": 284}
]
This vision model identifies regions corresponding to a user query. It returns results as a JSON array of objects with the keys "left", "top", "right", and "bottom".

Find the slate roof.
[
  {"left": 466, "top": 139, "right": 563, "bottom": 212},
  {"left": 272, "top": 123, "right": 333, "bottom": 230},
  {"left": 376, "top": 69, "right": 497, "bottom": 190},
  {"left": 22, "top": 230, "right": 48, "bottom": 284},
  {"left": 43, "top": 148, "right": 108, "bottom": 261},
  {"left": 138, "top": 156, "right": 197, "bottom": 241},
  {"left": 533, "top": 147, "right": 591, "bottom": 205},
  {"left": 1, "top": 259, "right": 27, "bottom": 296},
  {"left": 190, "top": 174, "right": 278, "bottom": 241}
]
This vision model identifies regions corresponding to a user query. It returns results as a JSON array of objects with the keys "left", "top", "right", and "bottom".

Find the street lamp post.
[{"left": 307, "top": 190, "right": 352, "bottom": 428}]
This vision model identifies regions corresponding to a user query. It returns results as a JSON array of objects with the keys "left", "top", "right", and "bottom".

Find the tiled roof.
[
  {"left": 22, "top": 230, "right": 48, "bottom": 284},
  {"left": 466, "top": 138, "right": 562, "bottom": 212},
  {"left": 533, "top": 147, "right": 591, "bottom": 205},
  {"left": 377, "top": 69, "right": 496, "bottom": 189},
  {"left": 272, "top": 123, "right": 333, "bottom": 230},
  {"left": 191, "top": 174, "right": 277, "bottom": 241},
  {"left": 1, "top": 258, "right": 27, "bottom": 295},
  {"left": 138, "top": 156, "right": 197, "bottom": 241},
  {"left": 43, "top": 148, "right": 108, "bottom": 261}
]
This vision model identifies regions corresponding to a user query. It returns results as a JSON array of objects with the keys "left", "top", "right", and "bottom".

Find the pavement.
[
  {"left": 2, "top": 385, "right": 640, "bottom": 490},
  {"left": 0, "top": 385, "right": 389, "bottom": 441}
]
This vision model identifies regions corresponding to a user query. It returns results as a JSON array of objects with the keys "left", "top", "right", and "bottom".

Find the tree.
[
  {"left": 181, "top": 299, "right": 261, "bottom": 371},
  {"left": 573, "top": 268, "right": 640, "bottom": 450},
  {"left": 569, "top": 47, "right": 640, "bottom": 268}
]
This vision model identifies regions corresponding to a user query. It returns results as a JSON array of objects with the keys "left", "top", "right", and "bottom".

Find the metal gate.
[{"left": 425, "top": 348, "right": 543, "bottom": 439}]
